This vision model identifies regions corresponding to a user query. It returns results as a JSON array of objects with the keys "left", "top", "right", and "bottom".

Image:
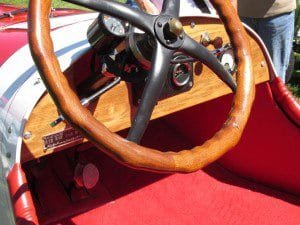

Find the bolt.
[
  {"left": 179, "top": 34, "right": 184, "bottom": 39},
  {"left": 157, "top": 22, "right": 162, "bottom": 27},
  {"left": 261, "top": 61, "right": 266, "bottom": 67},
  {"left": 190, "top": 22, "right": 196, "bottom": 28},
  {"left": 6, "top": 152, "right": 11, "bottom": 159},
  {"left": 166, "top": 40, "right": 171, "bottom": 44},
  {"left": 23, "top": 131, "right": 32, "bottom": 140},
  {"left": 7, "top": 125, "right": 12, "bottom": 134},
  {"left": 34, "top": 78, "right": 41, "bottom": 85}
]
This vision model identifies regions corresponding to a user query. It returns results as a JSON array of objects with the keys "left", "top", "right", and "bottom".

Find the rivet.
[
  {"left": 190, "top": 22, "right": 196, "bottom": 28},
  {"left": 23, "top": 131, "right": 32, "bottom": 140},
  {"left": 34, "top": 78, "right": 41, "bottom": 85},
  {"left": 7, "top": 125, "right": 12, "bottom": 134},
  {"left": 157, "top": 22, "right": 162, "bottom": 27},
  {"left": 189, "top": 81, "right": 193, "bottom": 87},
  {"left": 6, "top": 152, "right": 11, "bottom": 159},
  {"left": 261, "top": 61, "right": 266, "bottom": 67},
  {"left": 179, "top": 34, "right": 183, "bottom": 39}
]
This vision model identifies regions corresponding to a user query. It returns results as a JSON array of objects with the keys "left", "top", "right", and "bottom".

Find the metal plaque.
[{"left": 43, "top": 127, "right": 84, "bottom": 150}]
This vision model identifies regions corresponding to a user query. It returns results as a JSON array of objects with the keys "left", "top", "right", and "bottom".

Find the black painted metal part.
[{"left": 64, "top": 0, "right": 237, "bottom": 143}]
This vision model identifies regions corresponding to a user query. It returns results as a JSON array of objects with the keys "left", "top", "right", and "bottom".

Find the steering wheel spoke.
[
  {"left": 180, "top": 35, "right": 237, "bottom": 92},
  {"left": 127, "top": 41, "right": 174, "bottom": 143},
  {"left": 29, "top": 0, "right": 254, "bottom": 172},
  {"left": 161, "top": 0, "right": 180, "bottom": 19},
  {"left": 64, "top": 0, "right": 156, "bottom": 34}
]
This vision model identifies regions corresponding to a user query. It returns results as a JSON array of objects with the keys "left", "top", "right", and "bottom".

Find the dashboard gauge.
[
  {"left": 102, "top": 15, "right": 126, "bottom": 37},
  {"left": 218, "top": 48, "right": 236, "bottom": 74},
  {"left": 87, "top": 14, "right": 127, "bottom": 54},
  {"left": 172, "top": 63, "right": 191, "bottom": 87}
]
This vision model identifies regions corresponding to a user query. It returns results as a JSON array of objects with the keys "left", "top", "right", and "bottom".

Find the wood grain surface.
[
  {"left": 23, "top": 16, "right": 268, "bottom": 162},
  {"left": 27, "top": 0, "right": 257, "bottom": 173}
]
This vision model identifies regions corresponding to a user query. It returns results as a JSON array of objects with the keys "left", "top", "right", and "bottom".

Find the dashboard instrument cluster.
[{"left": 21, "top": 16, "right": 270, "bottom": 162}]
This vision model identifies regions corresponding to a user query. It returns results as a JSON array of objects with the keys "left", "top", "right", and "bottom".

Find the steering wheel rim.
[{"left": 28, "top": 0, "right": 255, "bottom": 173}]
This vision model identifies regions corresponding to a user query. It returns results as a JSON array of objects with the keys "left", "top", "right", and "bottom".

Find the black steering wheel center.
[{"left": 154, "top": 15, "right": 184, "bottom": 49}]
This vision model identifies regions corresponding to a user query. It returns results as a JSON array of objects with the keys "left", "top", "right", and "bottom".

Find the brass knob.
[{"left": 168, "top": 18, "right": 183, "bottom": 37}]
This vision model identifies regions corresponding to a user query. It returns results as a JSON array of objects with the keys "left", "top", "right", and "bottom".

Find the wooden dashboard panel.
[{"left": 22, "top": 17, "right": 269, "bottom": 162}]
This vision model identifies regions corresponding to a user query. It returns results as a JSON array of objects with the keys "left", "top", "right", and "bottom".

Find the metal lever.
[{"left": 50, "top": 77, "right": 121, "bottom": 127}]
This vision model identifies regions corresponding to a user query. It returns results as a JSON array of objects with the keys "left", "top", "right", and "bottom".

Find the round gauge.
[
  {"left": 102, "top": 14, "right": 126, "bottom": 37},
  {"left": 87, "top": 14, "right": 127, "bottom": 53},
  {"left": 218, "top": 49, "right": 236, "bottom": 74},
  {"left": 172, "top": 63, "right": 191, "bottom": 87}
]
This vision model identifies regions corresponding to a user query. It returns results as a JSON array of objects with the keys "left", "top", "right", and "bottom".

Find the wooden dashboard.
[{"left": 22, "top": 17, "right": 269, "bottom": 162}]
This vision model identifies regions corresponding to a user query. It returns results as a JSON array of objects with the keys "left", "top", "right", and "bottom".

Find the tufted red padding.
[
  {"left": 270, "top": 77, "right": 300, "bottom": 126},
  {"left": 7, "top": 164, "right": 39, "bottom": 225}
]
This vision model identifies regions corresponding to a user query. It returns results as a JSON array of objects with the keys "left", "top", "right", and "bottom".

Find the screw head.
[
  {"left": 157, "top": 22, "right": 162, "bottom": 27},
  {"left": 34, "top": 78, "right": 41, "bottom": 85},
  {"left": 7, "top": 125, "right": 12, "bottom": 134},
  {"left": 190, "top": 22, "right": 196, "bottom": 28},
  {"left": 23, "top": 131, "right": 32, "bottom": 140},
  {"left": 6, "top": 152, "right": 11, "bottom": 158}
]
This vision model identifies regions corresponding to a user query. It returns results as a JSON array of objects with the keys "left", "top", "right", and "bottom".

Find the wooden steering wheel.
[{"left": 28, "top": 0, "right": 255, "bottom": 173}]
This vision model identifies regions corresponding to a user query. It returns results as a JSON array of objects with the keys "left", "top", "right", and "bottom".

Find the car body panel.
[{"left": 0, "top": 6, "right": 94, "bottom": 225}]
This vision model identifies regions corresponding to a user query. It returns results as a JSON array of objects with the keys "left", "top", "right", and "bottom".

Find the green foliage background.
[
  {"left": 0, "top": 0, "right": 80, "bottom": 8},
  {"left": 0, "top": 0, "right": 126, "bottom": 9}
]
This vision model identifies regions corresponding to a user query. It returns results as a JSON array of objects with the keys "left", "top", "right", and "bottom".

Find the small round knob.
[
  {"left": 212, "top": 37, "right": 223, "bottom": 49},
  {"left": 168, "top": 18, "right": 183, "bottom": 37}
]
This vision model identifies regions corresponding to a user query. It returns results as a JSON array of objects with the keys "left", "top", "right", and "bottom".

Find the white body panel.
[{"left": 0, "top": 13, "right": 96, "bottom": 175}]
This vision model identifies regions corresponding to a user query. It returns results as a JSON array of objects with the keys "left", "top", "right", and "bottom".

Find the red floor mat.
[
  {"left": 23, "top": 119, "right": 300, "bottom": 225},
  {"left": 54, "top": 163, "right": 300, "bottom": 225}
]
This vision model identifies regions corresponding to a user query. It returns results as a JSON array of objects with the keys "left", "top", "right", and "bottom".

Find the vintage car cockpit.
[
  {"left": 0, "top": 1, "right": 299, "bottom": 225},
  {"left": 21, "top": 0, "right": 269, "bottom": 163}
]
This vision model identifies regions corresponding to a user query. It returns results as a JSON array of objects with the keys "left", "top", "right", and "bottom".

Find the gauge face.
[
  {"left": 172, "top": 63, "right": 191, "bottom": 87},
  {"left": 102, "top": 15, "right": 126, "bottom": 37},
  {"left": 219, "top": 49, "right": 236, "bottom": 73}
]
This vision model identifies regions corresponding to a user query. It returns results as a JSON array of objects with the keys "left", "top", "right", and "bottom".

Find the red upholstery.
[
  {"left": 23, "top": 145, "right": 300, "bottom": 225},
  {"left": 165, "top": 82, "right": 300, "bottom": 195},
  {"left": 7, "top": 164, "right": 39, "bottom": 225},
  {"left": 19, "top": 111, "right": 300, "bottom": 225},
  {"left": 270, "top": 77, "right": 300, "bottom": 126}
]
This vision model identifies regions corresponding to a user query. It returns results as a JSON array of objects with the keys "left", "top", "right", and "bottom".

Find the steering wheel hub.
[
  {"left": 154, "top": 15, "right": 184, "bottom": 49},
  {"left": 168, "top": 18, "right": 183, "bottom": 37},
  {"left": 28, "top": 0, "right": 254, "bottom": 173}
]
